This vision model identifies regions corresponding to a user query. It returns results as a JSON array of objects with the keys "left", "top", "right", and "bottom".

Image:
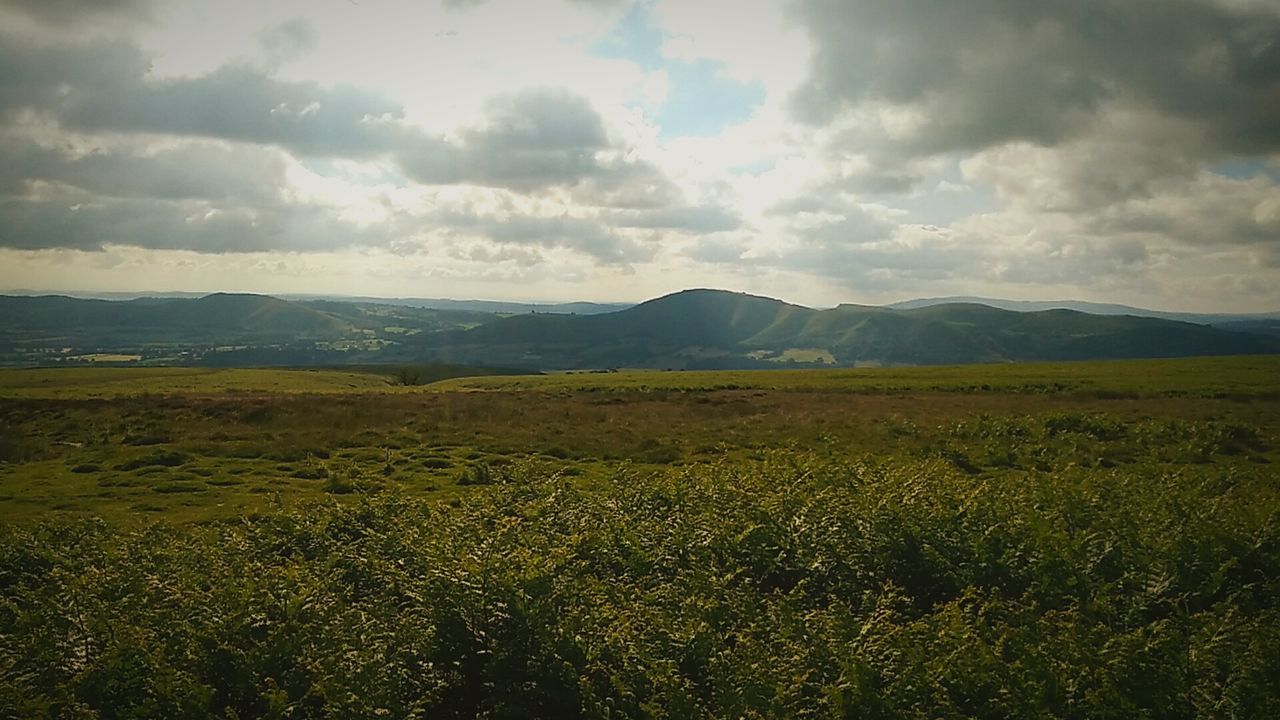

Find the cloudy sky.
[{"left": 0, "top": 0, "right": 1277, "bottom": 311}]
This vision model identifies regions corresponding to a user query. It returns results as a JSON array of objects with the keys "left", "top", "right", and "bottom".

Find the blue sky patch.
[
  {"left": 591, "top": 1, "right": 764, "bottom": 138},
  {"left": 590, "top": 1, "right": 665, "bottom": 71},
  {"left": 730, "top": 158, "right": 777, "bottom": 176},
  {"left": 1212, "top": 158, "right": 1280, "bottom": 182},
  {"left": 893, "top": 161, "right": 1001, "bottom": 226},
  {"left": 655, "top": 59, "right": 764, "bottom": 137}
]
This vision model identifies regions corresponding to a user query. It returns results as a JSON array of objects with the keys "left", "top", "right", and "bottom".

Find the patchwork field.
[{"left": 2, "top": 357, "right": 1278, "bottom": 716}]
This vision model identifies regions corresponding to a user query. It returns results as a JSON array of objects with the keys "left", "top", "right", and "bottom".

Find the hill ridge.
[
  {"left": 422, "top": 288, "right": 1280, "bottom": 369},
  {"left": 3, "top": 289, "right": 1279, "bottom": 368}
]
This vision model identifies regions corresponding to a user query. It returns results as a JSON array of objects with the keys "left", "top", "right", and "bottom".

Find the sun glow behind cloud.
[{"left": 0, "top": 0, "right": 1277, "bottom": 312}]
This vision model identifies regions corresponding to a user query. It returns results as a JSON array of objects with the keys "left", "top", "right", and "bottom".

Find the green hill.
[
  {"left": 422, "top": 290, "right": 1280, "bottom": 368},
  {"left": 4, "top": 289, "right": 1278, "bottom": 369},
  {"left": 0, "top": 293, "right": 348, "bottom": 343}
]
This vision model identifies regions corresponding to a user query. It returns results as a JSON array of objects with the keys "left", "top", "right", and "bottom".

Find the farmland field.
[{"left": 2, "top": 357, "right": 1279, "bottom": 717}]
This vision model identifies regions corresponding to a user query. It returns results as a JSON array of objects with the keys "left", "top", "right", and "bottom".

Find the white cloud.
[{"left": 0, "top": 0, "right": 1276, "bottom": 312}]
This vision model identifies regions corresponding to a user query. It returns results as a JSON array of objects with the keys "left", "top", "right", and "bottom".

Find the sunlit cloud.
[{"left": 0, "top": 0, "right": 1276, "bottom": 311}]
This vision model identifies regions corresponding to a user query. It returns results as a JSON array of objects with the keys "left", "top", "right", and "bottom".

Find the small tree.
[{"left": 392, "top": 366, "right": 423, "bottom": 386}]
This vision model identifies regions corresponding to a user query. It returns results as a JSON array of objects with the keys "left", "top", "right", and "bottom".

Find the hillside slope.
[
  {"left": 890, "top": 295, "right": 1280, "bottom": 327},
  {"left": 0, "top": 293, "right": 348, "bottom": 343},
  {"left": 420, "top": 290, "right": 1280, "bottom": 368},
  {"left": 4, "top": 289, "right": 1278, "bottom": 369}
]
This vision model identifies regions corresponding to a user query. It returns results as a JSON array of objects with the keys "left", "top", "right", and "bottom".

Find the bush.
[
  {"left": 115, "top": 451, "right": 190, "bottom": 471},
  {"left": 392, "top": 366, "right": 423, "bottom": 386},
  {"left": 1, "top": 456, "right": 1277, "bottom": 718},
  {"left": 455, "top": 462, "right": 495, "bottom": 485},
  {"left": 291, "top": 466, "right": 329, "bottom": 480}
]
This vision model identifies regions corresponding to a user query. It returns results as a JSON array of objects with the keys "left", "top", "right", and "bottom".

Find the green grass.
[
  {"left": 5, "top": 356, "right": 1277, "bottom": 400},
  {"left": 1, "top": 358, "right": 1278, "bottom": 715},
  {"left": 430, "top": 355, "right": 1280, "bottom": 398},
  {"left": 0, "top": 367, "right": 396, "bottom": 399},
  {"left": 2, "top": 377, "right": 1277, "bottom": 524}
]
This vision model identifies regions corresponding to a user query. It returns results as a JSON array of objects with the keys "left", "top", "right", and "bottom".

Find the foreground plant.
[{"left": 1, "top": 455, "right": 1277, "bottom": 718}]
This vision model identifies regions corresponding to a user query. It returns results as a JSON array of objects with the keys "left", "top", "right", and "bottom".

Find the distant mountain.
[
  {"left": 416, "top": 289, "right": 1280, "bottom": 369},
  {"left": 1216, "top": 318, "right": 1280, "bottom": 338},
  {"left": 888, "top": 296, "right": 1280, "bottom": 328},
  {"left": 4, "top": 289, "right": 1278, "bottom": 368},
  {"left": 0, "top": 293, "right": 490, "bottom": 364},
  {"left": 283, "top": 295, "right": 632, "bottom": 316},
  {"left": 4, "top": 290, "right": 633, "bottom": 316},
  {"left": 0, "top": 293, "right": 346, "bottom": 340}
]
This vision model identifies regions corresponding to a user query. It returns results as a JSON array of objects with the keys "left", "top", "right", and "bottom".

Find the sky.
[{"left": 0, "top": 0, "right": 1278, "bottom": 312}]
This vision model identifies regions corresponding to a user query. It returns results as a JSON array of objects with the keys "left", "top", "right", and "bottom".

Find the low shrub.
[{"left": 2, "top": 456, "right": 1276, "bottom": 718}]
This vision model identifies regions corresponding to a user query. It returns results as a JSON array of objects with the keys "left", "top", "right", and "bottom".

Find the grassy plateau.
[{"left": 1, "top": 356, "right": 1278, "bottom": 717}]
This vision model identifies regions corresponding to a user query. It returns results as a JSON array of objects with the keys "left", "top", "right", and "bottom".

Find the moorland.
[{"left": 1, "top": 356, "right": 1279, "bottom": 717}]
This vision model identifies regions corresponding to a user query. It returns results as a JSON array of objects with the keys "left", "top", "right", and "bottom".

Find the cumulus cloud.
[
  {"left": 743, "top": 0, "right": 1280, "bottom": 308},
  {"left": 443, "top": 0, "right": 625, "bottom": 9},
  {"left": 0, "top": 0, "right": 154, "bottom": 27},
  {"left": 259, "top": 18, "right": 317, "bottom": 67},
  {"left": 0, "top": 189, "right": 384, "bottom": 254},
  {"left": 432, "top": 206, "right": 649, "bottom": 265},
  {"left": 0, "top": 30, "right": 675, "bottom": 195},
  {"left": 0, "top": 24, "right": 743, "bottom": 261},
  {"left": 398, "top": 88, "right": 669, "bottom": 193},
  {"left": 791, "top": 0, "right": 1280, "bottom": 161},
  {"left": 0, "top": 0, "right": 1275, "bottom": 309},
  {"left": 0, "top": 136, "right": 289, "bottom": 203},
  {"left": 604, "top": 204, "right": 741, "bottom": 232},
  {"left": 0, "top": 33, "right": 407, "bottom": 157}
]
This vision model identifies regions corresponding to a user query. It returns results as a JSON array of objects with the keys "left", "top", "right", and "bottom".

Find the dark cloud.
[
  {"left": 793, "top": 208, "right": 896, "bottom": 249},
  {"left": 605, "top": 204, "right": 742, "bottom": 233},
  {"left": 567, "top": 164, "right": 683, "bottom": 210},
  {"left": 446, "top": 242, "right": 546, "bottom": 267},
  {"left": 961, "top": 124, "right": 1206, "bottom": 214},
  {"left": 0, "top": 0, "right": 153, "bottom": 26},
  {"left": 781, "top": 242, "right": 972, "bottom": 292},
  {"left": 989, "top": 236, "right": 1152, "bottom": 287},
  {"left": 0, "top": 137, "right": 289, "bottom": 203},
  {"left": 259, "top": 18, "right": 317, "bottom": 67},
  {"left": 775, "top": 223, "right": 1157, "bottom": 294},
  {"left": 0, "top": 25, "right": 737, "bottom": 260},
  {"left": 398, "top": 89, "right": 634, "bottom": 191},
  {"left": 791, "top": 0, "right": 1280, "bottom": 160},
  {"left": 0, "top": 191, "right": 384, "bottom": 254},
  {"left": 442, "top": 0, "right": 625, "bottom": 9},
  {"left": 433, "top": 207, "right": 649, "bottom": 264},
  {"left": 0, "top": 33, "right": 407, "bottom": 157},
  {"left": 774, "top": 0, "right": 1280, "bottom": 295},
  {"left": 1083, "top": 175, "right": 1280, "bottom": 250},
  {"left": 0, "top": 30, "right": 718, "bottom": 261},
  {"left": 0, "top": 33, "right": 682, "bottom": 201},
  {"left": 764, "top": 196, "right": 912, "bottom": 286},
  {"left": 64, "top": 63, "right": 408, "bottom": 158}
]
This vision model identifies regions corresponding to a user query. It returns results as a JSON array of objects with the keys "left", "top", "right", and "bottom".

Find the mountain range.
[
  {"left": 887, "top": 296, "right": 1280, "bottom": 330},
  {"left": 414, "top": 289, "right": 1280, "bottom": 369},
  {"left": 2, "top": 289, "right": 1278, "bottom": 369}
]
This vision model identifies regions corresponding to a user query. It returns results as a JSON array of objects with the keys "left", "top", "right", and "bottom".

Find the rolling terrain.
[
  {"left": 418, "top": 289, "right": 1280, "bottom": 368},
  {"left": 890, "top": 295, "right": 1280, "bottom": 332},
  {"left": 4, "top": 289, "right": 1279, "bottom": 369},
  {"left": 2, "top": 358, "right": 1278, "bottom": 716},
  {"left": 0, "top": 293, "right": 492, "bottom": 366}
]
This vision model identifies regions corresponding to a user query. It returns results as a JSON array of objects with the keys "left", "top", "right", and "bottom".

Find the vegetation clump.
[{"left": 2, "top": 456, "right": 1277, "bottom": 718}]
